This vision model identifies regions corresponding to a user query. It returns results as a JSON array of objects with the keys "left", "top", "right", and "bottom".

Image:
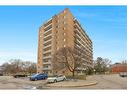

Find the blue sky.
[{"left": 0, "top": 6, "right": 127, "bottom": 64}]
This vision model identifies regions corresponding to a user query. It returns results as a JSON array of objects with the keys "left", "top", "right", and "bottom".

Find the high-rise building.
[{"left": 37, "top": 8, "right": 93, "bottom": 75}]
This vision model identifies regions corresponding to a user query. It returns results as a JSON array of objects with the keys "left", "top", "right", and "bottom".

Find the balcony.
[
  {"left": 44, "top": 38, "right": 52, "bottom": 44},
  {"left": 43, "top": 61, "right": 52, "bottom": 65},
  {"left": 44, "top": 33, "right": 52, "bottom": 39},
  {"left": 44, "top": 28, "right": 52, "bottom": 34},
  {"left": 43, "top": 44, "right": 52, "bottom": 49},
  {"left": 43, "top": 49, "right": 52, "bottom": 53},
  {"left": 44, "top": 25, "right": 52, "bottom": 32},
  {"left": 44, "top": 23, "right": 52, "bottom": 28},
  {"left": 43, "top": 55, "right": 52, "bottom": 59},
  {"left": 44, "top": 18, "right": 52, "bottom": 27}
]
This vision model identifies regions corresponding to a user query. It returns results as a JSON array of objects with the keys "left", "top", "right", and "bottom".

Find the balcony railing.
[
  {"left": 43, "top": 61, "right": 52, "bottom": 65},
  {"left": 44, "top": 39, "right": 52, "bottom": 44},
  {"left": 43, "top": 55, "right": 52, "bottom": 59},
  {"left": 43, "top": 44, "right": 52, "bottom": 49},
  {"left": 44, "top": 33, "right": 52, "bottom": 39},
  {"left": 43, "top": 49, "right": 52, "bottom": 53}
]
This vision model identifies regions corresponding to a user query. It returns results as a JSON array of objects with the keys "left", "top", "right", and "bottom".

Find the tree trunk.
[{"left": 72, "top": 71, "right": 75, "bottom": 78}]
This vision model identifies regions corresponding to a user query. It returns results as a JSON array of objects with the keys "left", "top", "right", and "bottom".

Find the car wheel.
[
  {"left": 63, "top": 78, "right": 66, "bottom": 81},
  {"left": 35, "top": 78, "right": 38, "bottom": 81},
  {"left": 54, "top": 79, "right": 57, "bottom": 83},
  {"left": 16, "top": 76, "right": 19, "bottom": 78}
]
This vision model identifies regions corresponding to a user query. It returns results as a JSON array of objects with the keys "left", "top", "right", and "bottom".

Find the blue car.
[{"left": 30, "top": 73, "right": 48, "bottom": 81}]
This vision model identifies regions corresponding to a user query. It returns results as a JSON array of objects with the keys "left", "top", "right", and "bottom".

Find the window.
[
  {"left": 56, "top": 25, "right": 58, "bottom": 28},
  {"left": 57, "top": 47, "right": 59, "bottom": 50},
  {"left": 63, "top": 27, "right": 66, "bottom": 30},
  {"left": 62, "top": 71, "right": 65, "bottom": 73},
  {"left": 64, "top": 22, "right": 66, "bottom": 25},
  {"left": 64, "top": 16, "right": 66, "bottom": 19}
]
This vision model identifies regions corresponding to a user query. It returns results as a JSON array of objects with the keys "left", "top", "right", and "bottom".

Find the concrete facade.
[{"left": 37, "top": 8, "right": 93, "bottom": 75}]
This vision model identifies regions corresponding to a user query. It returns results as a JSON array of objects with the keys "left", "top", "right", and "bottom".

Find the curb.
[{"left": 46, "top": 81, "right": 98, "bottom": 87}]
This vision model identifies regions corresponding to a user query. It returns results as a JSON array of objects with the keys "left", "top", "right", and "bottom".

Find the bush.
[{"left": 66, "top": 74, "right": 86, "bottom": 80}]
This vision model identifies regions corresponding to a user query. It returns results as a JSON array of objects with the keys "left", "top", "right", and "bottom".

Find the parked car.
[
  {"left": 119, "top": 72, "right": 127, "bottom": 77},
  {"left": 13, "top": 74, "right": 27, "bottom": 78},
  {"left": 47, "top": 75, "right": 66, "bottom": 83},
  {"left": 30, "top": 73, "right": 48, "bottom": 81}
]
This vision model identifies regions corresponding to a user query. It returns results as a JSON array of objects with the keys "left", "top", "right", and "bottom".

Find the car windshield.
[{"left": 32, "top": 74, "right": 39, "bottom": 77}]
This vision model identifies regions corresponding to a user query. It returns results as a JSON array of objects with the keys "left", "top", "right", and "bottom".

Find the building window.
[
  {"left": 63, "top": 27, "right": 66, "bottom": 30},
  {"left": 64, "top": 16, "right": 66, "bottom": 19},
  {"left": 57, "top": 47, "right": 59, "bottom": 50},
  {"left": 64, "top": 22, "right": 66, "bottom": 25}
]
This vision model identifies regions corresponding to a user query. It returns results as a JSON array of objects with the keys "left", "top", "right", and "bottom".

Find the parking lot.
[
  {"left": 0, "top": 74, "right": 127, "bottom": 89},
  {"left": 0, "top": 76, "right": 46, "bottom": 89}
]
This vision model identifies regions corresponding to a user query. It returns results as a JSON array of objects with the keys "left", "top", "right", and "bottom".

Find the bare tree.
[
  {"left": 52, "top": 47, "right": 87, "bottom": 77},
  {"left": 121, "top": 60, "right": 127, "bottom": 64},
  {"left": 1, "top": 59, "right": 36, "bottom": 75}
]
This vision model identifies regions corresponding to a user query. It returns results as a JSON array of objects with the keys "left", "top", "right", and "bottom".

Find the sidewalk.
[{"left": 46, "top": 79, "right": 98, "bottom": 87}]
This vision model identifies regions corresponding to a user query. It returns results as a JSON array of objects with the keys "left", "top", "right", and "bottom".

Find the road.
[{"left": 0, "top": 74, "right": 127, "bottom": 89}]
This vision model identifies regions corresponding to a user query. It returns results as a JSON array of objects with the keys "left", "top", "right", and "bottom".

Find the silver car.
[{"left": 47, "top": 75, "right": 66, "bottom": 83}]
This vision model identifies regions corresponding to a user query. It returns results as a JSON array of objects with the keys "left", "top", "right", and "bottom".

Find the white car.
[{"left": 47, "top": 75, "right": 66, "bottom": 83}]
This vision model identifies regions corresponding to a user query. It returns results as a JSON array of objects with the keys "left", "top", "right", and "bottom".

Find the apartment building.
[{"left": 37, "top": 8, "right": 93, "bottom": 75}]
